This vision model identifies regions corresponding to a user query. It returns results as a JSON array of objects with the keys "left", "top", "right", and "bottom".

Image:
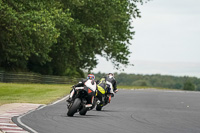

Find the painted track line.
[
  {"left": 0, "top": 103, "right": 42, "bottom": 133},
  {"left": 16, "top": 95, "right": 69, "bottom": 133}
]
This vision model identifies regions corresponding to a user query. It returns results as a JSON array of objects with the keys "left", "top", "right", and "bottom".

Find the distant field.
[
  {"left": 118, "top": 86, "right": 149, "bottom": 89},
  {"left": 118, "top": 85, "right": 169, "bottom": 90},
  {"left": 0, "top": 83, "right": 72, "bottom": 105},
  {"left": 0, "top": 83, "right": 170, "bottom": 105}
]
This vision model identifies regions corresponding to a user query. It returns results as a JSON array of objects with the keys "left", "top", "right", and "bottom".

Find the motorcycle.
[
  {"left": 67, "top": 86, "right": 95, "bottom": 117},
  {"left": 95, "top": 88, "right": 114, "bottom": 111}
]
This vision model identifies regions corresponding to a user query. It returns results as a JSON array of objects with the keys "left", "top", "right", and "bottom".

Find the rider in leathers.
[
  {"left": 67, "top": 74, "right": 97, "bottom": 107},
  {"left": 106, "top": 73, "right": 118, "bottom": 95},
  {"left": 96, "top": 73, "right": 118, "bottom": 104}
]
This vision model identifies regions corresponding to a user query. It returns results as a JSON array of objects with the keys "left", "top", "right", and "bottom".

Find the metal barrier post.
[{"left": 0, "top": 71, "right": 4, "bottom": 82}]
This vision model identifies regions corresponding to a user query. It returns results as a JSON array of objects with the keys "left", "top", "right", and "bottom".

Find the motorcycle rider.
[
  {"left": 96, "top": 73, "right": 118, "bottom": 104},
  {"left": 106, "top": 73, "right": 118, "bottom": 95},
  {"left": 67, "top": 74, "right": 97, "bottom": 107}
]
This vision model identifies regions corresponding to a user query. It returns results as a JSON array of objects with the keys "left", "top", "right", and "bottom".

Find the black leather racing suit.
[{"left": 105, "top": 76, "right": 117, "bottom": 93}]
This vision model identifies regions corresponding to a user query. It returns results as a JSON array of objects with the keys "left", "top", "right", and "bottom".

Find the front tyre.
[
  {"left": 67, "top": 98, "right": 81, "bottom": 117},
  {"left": 96, "top": 104, "right": 103, "bottom": 111},
  {"left": 79, "top": 107, "right": 88, "bottom": 115}
]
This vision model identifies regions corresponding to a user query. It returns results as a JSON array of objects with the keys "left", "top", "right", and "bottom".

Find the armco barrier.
[
  {"left": 0, "top": 71, "right": 80, "bottom": 84},
  {"left": 0, "top": 71, "right": 4, "bottom": 82}
]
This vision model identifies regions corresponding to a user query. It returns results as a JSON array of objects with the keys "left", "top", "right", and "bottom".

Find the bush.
[{"left": 183, "top": 81, "right": 195, "bottom": 91}]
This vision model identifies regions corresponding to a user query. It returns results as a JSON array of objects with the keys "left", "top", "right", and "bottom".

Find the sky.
[{"left": 92, "top": 0, "right": 200, "bottom": 78}]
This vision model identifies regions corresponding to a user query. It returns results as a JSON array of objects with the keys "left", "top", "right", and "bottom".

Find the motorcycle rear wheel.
[{"left": 67, "top": 98, "right": 81, "bottom": 117}]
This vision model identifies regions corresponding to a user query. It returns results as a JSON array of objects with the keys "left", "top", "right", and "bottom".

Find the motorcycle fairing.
[{"left": 84, "top": 79, "right": 96, "bottom": 92}]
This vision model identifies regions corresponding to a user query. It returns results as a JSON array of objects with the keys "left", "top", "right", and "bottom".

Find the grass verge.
[
  {"left": 0, "top": 83, "right": 172, "bottom": 106},
  {"left": 0, "top": 83, "right": 72, "bottom": 105},
  {"left": 118, "top": 85, "right": 170, "bottom": 90}
]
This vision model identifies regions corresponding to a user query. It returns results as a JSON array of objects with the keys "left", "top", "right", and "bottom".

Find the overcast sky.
[{"left": 93, "top": 0, "right": 200, "bottom": 78}]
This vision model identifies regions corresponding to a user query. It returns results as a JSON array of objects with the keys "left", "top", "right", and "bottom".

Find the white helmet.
[{"left": 108, "top": 73, "right": 114, "bottom": 78}]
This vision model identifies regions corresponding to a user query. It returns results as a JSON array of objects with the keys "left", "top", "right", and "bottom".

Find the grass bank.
[
  {"left": 0, "top": 83, "right": 72, "bottom": 105},
  {"left": 118, "top": 85, "right": 170, "bottom": 90},
  {"left": 0, "top": 83, "right": 171, "bottom": 106}
]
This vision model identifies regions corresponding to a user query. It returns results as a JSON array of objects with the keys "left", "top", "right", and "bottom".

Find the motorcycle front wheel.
[
  {"left": 67, "top": 98, "right": 81, "bottom": 117},
  {"left": 79, "top": 107, "right": 88, "bottom": 115},
  {"left": 96, "top": 104, "right": 103, "bottom": 111}
]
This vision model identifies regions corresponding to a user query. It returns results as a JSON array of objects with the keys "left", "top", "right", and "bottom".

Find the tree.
[
  {"left": 0, "top": 0, "right": 72, "bottom": 71},
  {"left": 183, "top": 81, "right": 195, "bottom": 91},
  {"left": 0, "top": 0, "right": 148, "bottom": 77}
]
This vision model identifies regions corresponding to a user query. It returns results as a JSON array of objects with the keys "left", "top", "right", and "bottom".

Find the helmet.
[
  {"left": 108, "top": 73, "right": 114, "bottom": 78},
  {"left": 87, "top": 74, "right": 95, "bottom": 80}
]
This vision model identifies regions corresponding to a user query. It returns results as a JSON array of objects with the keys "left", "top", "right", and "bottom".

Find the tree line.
[
  {"left": 94, "top": 72, "right": 200, "bottom": 91},
  {"left": 0, "top": 0, "right": 148, "bottom": 77}
]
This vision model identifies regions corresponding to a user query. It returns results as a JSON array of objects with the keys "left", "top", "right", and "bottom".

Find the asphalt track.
[{"left": 14, "top": 89, "right": 200, "bottom": 133}]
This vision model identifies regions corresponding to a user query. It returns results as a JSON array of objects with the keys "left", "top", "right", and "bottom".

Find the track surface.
[{"left": 14, "top": 89, "right": 200, "bottom": 133}]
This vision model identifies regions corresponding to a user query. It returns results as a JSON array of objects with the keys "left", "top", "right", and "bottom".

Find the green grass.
[
  {"left": 0, "top": 83, "right": 173, "bottom": 106},
  {"left": 118, "top": 86, "right": 149, "bottom": 89},
  {"left": 0, "top": 83, "right": 72, "bottom": 105},
  {"left": 118, "top": 85, "right": 170, "bottom": 90}
]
